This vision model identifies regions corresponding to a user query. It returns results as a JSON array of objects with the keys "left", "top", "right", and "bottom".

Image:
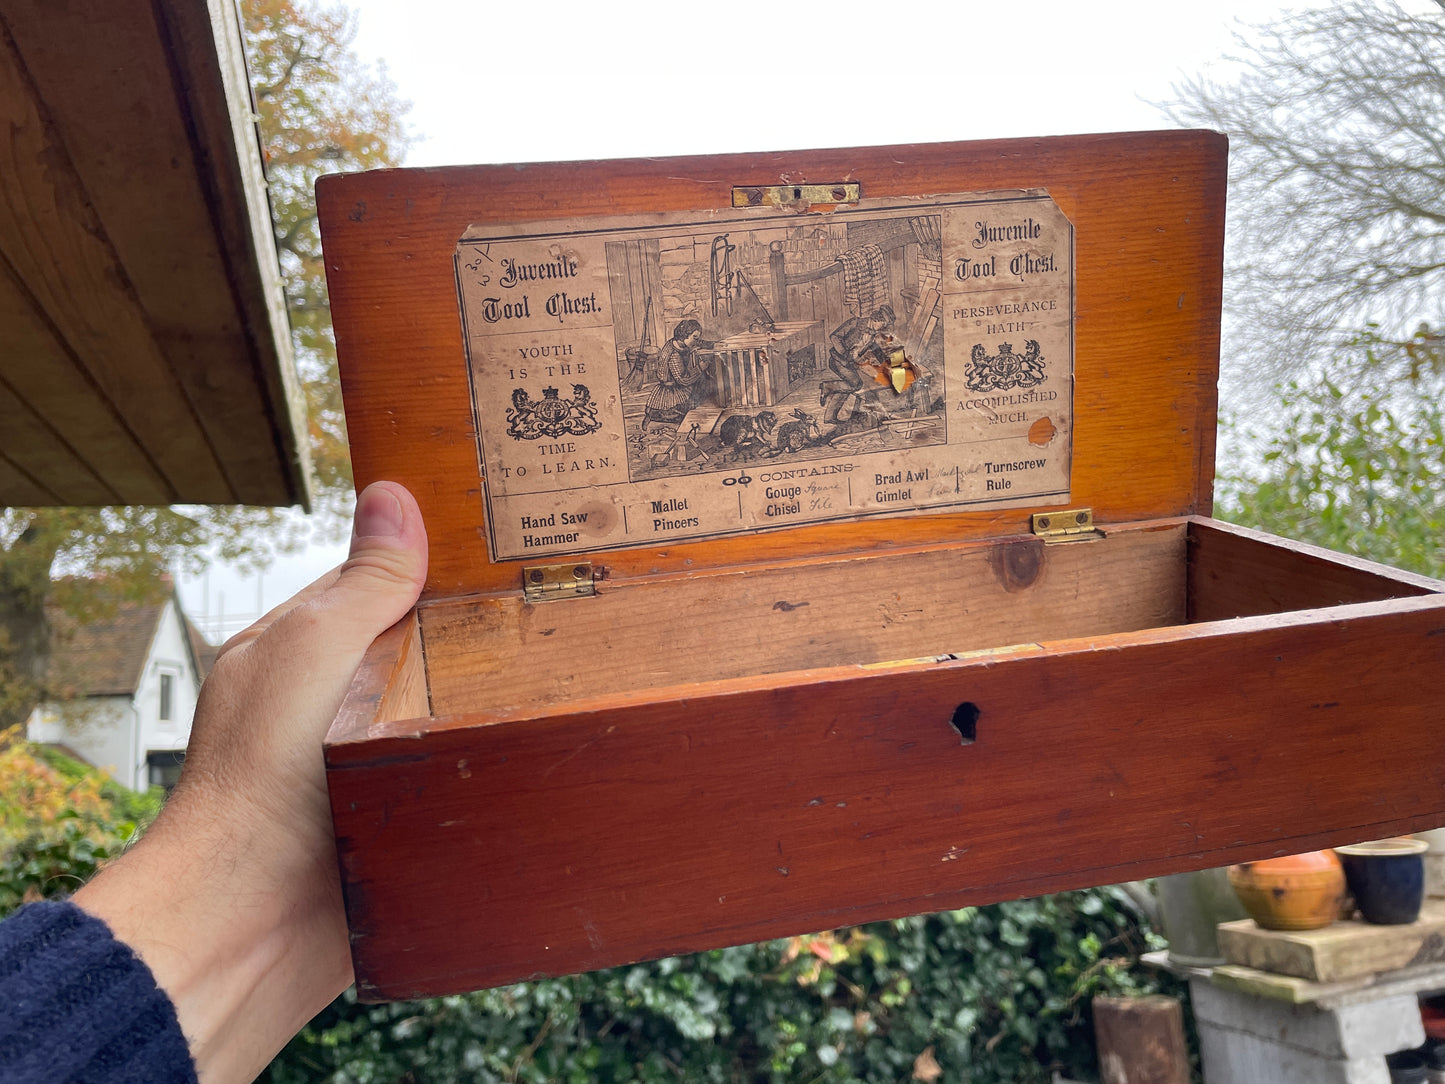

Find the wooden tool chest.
[{"left": 317, "top": 130, "right": 1445, "bottom": 1001}]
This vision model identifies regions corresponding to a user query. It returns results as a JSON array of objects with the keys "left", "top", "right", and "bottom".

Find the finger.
[
  {"left": 217, "top": 566, "right": 343, "bottom": 659},
  {"left": 221, "top": 482, "right": 428, "bottom": 661},
  {"left": 304, "top": 481, "right": 429, "bottom": 657},
  {"left": 181, "top": 482, "right": 428, "bottom": 807}
]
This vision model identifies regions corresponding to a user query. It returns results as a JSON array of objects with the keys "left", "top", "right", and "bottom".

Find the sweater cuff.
[{"left": 0, "top": 899, "right": 197, "bottom": 1083}]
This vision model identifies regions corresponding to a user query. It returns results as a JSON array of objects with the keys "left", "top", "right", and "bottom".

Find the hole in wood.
[{"left": 951, "top": 702, "right": 979, "bottom": 745}]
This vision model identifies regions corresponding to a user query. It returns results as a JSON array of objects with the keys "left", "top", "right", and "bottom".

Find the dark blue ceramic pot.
[{"left": 1335, "top": 839, "right": 1429, "bottom": 925}]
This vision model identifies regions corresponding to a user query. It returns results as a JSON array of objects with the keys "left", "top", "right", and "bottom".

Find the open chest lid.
[{"left": 317, "top": 130, "right": 1226, "bottom": 601}]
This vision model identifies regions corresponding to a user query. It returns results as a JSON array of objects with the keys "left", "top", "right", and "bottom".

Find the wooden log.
[{"left": 1093, "top": 996, "right": 1189, "bottom": 1084}]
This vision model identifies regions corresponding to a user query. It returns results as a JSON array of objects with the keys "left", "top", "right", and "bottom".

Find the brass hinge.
[
  {"left": 732, "top": 183, "right": 861, "bottom": 208},
  {"left": 522, "top": 562, "right": 597, "bottom": 602},
  {"left": 1030, "top": 508, "right": 1102, "bottom": 543}
]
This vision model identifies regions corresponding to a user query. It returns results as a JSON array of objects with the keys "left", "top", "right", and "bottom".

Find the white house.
[{"left": 26, "top": 588, "right": 215, "bottom": 792}]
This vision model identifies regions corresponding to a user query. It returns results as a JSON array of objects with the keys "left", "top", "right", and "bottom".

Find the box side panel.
[
  {"left": 419, "top": 521, "right": 1187, "bottom": 712},
  {"left": 316, "top": 131, "right": 1226, "bottom": 599},
  {"left": 1188, "top": 517, "right": 1442, "bottom": 622},
  {"left": 327, "top": 597, "right": 1445, "bottom": 1000},
  {"left": 326, "top": 611, "right": 427, "bottom": 745}
]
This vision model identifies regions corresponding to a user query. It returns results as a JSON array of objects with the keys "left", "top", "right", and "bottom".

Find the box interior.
[{"left": 412, "top": 519, "right": 1438, "bottom": 722}]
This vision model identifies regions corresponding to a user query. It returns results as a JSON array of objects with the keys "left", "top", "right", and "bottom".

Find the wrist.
[{"left": 74, "top": 796, "right": 351, "bottom": 1082}]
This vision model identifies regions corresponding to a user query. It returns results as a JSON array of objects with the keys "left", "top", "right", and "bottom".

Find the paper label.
[{"left": 456, "top": 190, "right": 1074, "bottom": 561}]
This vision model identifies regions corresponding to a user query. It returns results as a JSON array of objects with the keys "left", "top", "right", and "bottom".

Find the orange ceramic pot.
[{"left": 1227, "top": 851, "right": 1347, "bottom": 931}]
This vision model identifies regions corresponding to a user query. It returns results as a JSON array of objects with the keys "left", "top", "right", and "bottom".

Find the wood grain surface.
[
  {"left": 1216, "top": 903, "right": 1445, "bottom": 984},
  {"left": 316, "top": 131, "right": 1226, "bottom": 598},
  {"left": 328, "top": 564, "right": 1445, "bottom": 999},
  {"left": 319, "top": 131, "right": 1445, "bottom": 1002},
  {"left": 1094, "top": 996, "right": 1189, "bottom": 1084},
  {"left": 0, "top": 0, "right": 309, "bottom": 505},
  {"left": 419, "top": 521, "right": 1187, "bottom": 713},
  {"left": 329, "top": 610, "right": 426, "bottom": 745},
  {"left": 1188, "top": 517, "right": 1439, "bottom": 621}
]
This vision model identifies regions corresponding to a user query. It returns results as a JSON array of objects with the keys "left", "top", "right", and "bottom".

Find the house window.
[
  {"left": 159, "top": 673, "right": 173, "bottom": 722},
  {"left": 147, "top": 750, "right": 185, "bottom": 790}
]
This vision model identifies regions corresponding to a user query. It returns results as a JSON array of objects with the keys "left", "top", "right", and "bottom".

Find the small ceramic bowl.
[
  {"left": 1228, "top": 851, "right": 1346, "bottom": 931},
  {"left": 1335, "top": 838, "right": 1428, "bottom": 925}
]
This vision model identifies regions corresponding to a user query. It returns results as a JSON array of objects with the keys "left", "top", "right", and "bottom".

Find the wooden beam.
[
  {"left": 0, "top": 10, "right": 233, "bottom": 502},
  {"left": 0, "top": 375, "right": 113, "bottom": 505},
  {"left": 0, "top": 452, "right": 55, "bottom": 506},
  {"left": 156, "top": 0, "right": 313, "bottom": 506},
  {"left": 0, "top": 0, "right": 310, "bottom": 506},
  {"left": 0, "top": 266, "right": 172, "bottom": 504}
]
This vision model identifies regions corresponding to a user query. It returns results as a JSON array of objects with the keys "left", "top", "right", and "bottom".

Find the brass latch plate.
[
  {"left": 1030, "top": 508, "right": 1102, "bottom": 543},
  {"left": 523, "top": 562, "right": 596, "bottom": 602},
  {"left": 732, "top": 183, "right": 861, "bottom": 208}
]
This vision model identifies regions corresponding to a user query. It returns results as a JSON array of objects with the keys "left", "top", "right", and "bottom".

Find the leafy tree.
[
  {"left": 245, "top": 0, "right": 410, "bottom": 498},
  {"left": 0, "top": 0, "right": 408, "bottom": 740},
  {"left": 0, "top": 509, "right": 305, "bottom": 736},
  {"left": 1219, "top": 326, "right": 1445, "bottom": 578},
  {"left": 0, "top": 742, "right": 159, "bottom": 915},
  {"left": 1168, "top": 0, "right": 1445, "bottom": 400}
]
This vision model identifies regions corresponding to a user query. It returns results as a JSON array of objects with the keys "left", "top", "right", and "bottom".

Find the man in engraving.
[
  {"left": 641, "top": 318, "right": 716, "bottom": 435},
  {"left": 818, "top": 305, "right": 896, "bottom": 428}
]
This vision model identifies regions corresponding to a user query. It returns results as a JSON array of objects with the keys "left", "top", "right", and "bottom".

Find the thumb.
[
  {"left": 312, "top": 481, "right": 430, "bottom": 653},
  {"left": 175, "top": 481, "right": 427, "bottom": 822}
]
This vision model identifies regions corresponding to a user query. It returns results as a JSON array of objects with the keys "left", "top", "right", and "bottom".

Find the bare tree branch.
[{"left": 1167, "top": 1, "right": 1445, "bottom": 404}]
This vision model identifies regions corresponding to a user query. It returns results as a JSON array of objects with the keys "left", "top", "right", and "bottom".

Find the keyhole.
[{"left": 950, "top": 702, "right": 980, "bottom": 745}]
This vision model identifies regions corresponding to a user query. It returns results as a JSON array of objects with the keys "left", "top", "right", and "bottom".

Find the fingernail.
[{"left": 353, "top": 484, "right": 405, "bottom": 540}]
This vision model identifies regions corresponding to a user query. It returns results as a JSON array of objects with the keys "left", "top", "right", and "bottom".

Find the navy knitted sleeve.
[{"left": 0, "top": 899, "right": 197, "bottom": 1084}]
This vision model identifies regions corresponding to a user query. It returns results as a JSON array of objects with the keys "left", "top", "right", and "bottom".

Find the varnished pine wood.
[
  {"left": 420, "top": 522, "right": 1188, "bottom": 714},
  {"left": 1187, "top": 517, "right": 1438, "bottom": 621},
  {"left": 329, "top": 586, "right": 1445, "bottom": 999},
  {"left": 316, "top": 131, "right": 1226, "bottom": 599},
  {"left": 328, "top": 612, "right": 425, "bottom": 745},
  {"left": 320, "top": 133, "right": 1445, "bottom": 1000}
]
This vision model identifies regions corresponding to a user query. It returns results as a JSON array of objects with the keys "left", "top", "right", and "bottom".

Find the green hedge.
[{"left": 266, "top": 887, "right": 1178, "bottom": 1084}]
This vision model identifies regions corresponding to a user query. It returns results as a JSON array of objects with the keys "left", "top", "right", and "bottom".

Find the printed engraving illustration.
[
  {"left": 610, "top": 217, "right": 947, "bottom": 479},
  {"left": 455, "top": 191, "right": 1075, "bottom": 562}
]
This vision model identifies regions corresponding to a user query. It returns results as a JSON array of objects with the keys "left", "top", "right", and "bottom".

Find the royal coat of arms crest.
[
  {"left": 506, "top": 385, "right": 602, "bottom": 440},
  {"left": 964, "top": 341, "right": 1046, "bottom": 392}
]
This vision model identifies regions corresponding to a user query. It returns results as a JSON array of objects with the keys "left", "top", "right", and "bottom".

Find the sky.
[
  {"left": 177, "top": 0, "right": 1383, "bottom": 639},
  {"left": 352, "top": 0, "right": 1298, "bottom": 168}
]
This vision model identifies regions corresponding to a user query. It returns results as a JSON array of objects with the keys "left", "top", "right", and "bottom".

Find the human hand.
[{"left": 75, "top": 481, "right": 428, "bottom": 1082}]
